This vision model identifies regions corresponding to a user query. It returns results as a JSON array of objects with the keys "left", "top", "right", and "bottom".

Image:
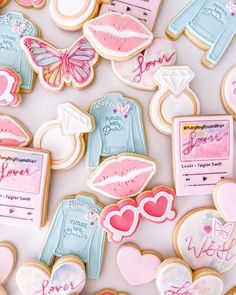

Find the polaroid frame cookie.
[
  {"left": 0, "top": 114, "right": 32, "bottom": 147},
  {"left": 112, "top": 37, "right": 177, "bottom": 91},
  {"left": 117, "top": 243, "right": 161, "bottom": 286},
  {"left": 21, "top": 35, "right": 99, "bottom": 92},
  {"left": 34, "top": 103, "right": 95, "bottom": 171},
  {"left": 0, "top": 12, "right": 39, "bottom": 93},
  {"left": 16, "top": 256, "right": 86, "bottom": 295},
  {"left": 156, "top": 257, "right": 223, "bottom": 295},
  {"left": 83, "top": 12, "right": 153, "bottom": 61},
  {"left": 0, "top": 146, "right": 51, "bottom": 229},
  {"left": 172, "top": 115, "right": 234, "bottom": 196},
  {"left": 50, "top": 0, "right": 110, "bottom": 31},
  {"left": 166, "top": 0, "right": 236, "bottom": 68},
  {"left": 149, "top": 66, "right": 200, "bottom": 135},
  {"left": 221, "top": 66, "right": 236, "bottom": 120},
  {"left": 174, "top": 208, "right": 236, "bottom": 273}
]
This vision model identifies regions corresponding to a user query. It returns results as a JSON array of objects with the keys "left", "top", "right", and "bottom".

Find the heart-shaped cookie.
[
  {"left": 16, "top": 256, "right": 86, "bottom": 295},
  {"left": 156, "top": 258, "right": 223, "bottom": 295},
  {"left": 112, "top": 38, "right": 176, "bottom": 90},
  {"left": 214, "top": 180, "right": 236, "bottom": 222},
  {"left": 117, "top": 243, "right": 161, "bottom": 286}
]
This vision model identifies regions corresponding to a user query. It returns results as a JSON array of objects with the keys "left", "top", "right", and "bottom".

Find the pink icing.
[
  {"left": 17, "top": 0, "right": 45, "bottom": 7},
  {"left": 117, "top": 245, "right": 161, "bottom": 286},
  {"left": 0, "top": 246, "right": 15, "bottom": 284}
]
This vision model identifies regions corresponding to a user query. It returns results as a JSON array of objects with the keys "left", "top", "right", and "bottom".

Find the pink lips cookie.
[
  {"left": 83, "top": 12, "right": 153, "bottom": 61},
  {"left": 0, "top": 67, "right": 22, "bottom": 107},
  {"left": 112, "top": 38, "right": 176, "bottom": 90},
  {"left": 88, "top": 153, "right": 156, "bottom": 199},
  {"left": 0, "top": 115, "right": 32, "bottom": 147}
]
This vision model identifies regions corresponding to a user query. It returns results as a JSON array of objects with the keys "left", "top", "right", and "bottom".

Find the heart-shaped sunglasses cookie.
[
  {"left": 16, "top": 256, "right": 86, "bottom": 295},
  {"left": 156, "top": 258, "right": 223, "bottom": 295}
]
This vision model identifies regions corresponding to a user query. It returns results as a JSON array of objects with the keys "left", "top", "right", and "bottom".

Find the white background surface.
[{"left": 1, "top": 0, "right": 236, "bottom": 294}]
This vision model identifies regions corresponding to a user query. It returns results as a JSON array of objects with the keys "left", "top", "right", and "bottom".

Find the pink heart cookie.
[
  {"left": 112, "top": 38, "right": 176, "bottom": 90},
  {"left": 117, "top": 243, "right": 161, "bottom": 286},
  {"left": 214, "top": 180, "right": 236, "bottom": 222}
]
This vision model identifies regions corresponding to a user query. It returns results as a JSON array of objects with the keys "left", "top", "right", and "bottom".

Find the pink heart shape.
[
  {"left": 143, "top": 195, "right": 168, "bottom": 218},
  {"left": 214, "top": 180, "right": 236, "bottom": 222},
  {"left": 204, "top": 225, "right": 212, "bottom": 233},
  {"left": 110, "top": 209, "right": 135, "bottom": 232},
  {"left": 117, "top": 244, "right": 161, "bottom": 286}
]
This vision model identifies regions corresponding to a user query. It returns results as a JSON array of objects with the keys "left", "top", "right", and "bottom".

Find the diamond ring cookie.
[
  {"left": 221, "top": 66, "right": 236, "bottom": 120},
  {"left": 34, "top": 103, "right": 94, "bottom": 171},
  {"left": 166, "top": 0, "right": 236, "bottom": 68},
  {"left": 156, "top": 257, "right": 223, "bottom": 295},
  {"left": 16, "top": 256, "right": 86, "bottom": 295},
  {"left": 174, "top": 208, "right": 236, "bottom": 273},
  {"left": 112, "top": 37, "right": 177, "bottom": 91},
  {"left": 149, "top": 66, "right": 200, "bottom": 135}
]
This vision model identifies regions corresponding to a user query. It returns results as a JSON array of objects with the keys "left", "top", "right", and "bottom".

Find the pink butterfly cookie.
[
  {"left": 20, "top": 35, "right": 99, "bottom": 92},
  {"left": 83, "top": 12, "right": 153, "bottom": 61}
]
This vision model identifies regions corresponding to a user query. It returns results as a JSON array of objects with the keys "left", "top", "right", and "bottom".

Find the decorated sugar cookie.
[
  {"left": 0, "top": 12, "right": 39, "bottom": 93},
  {"left": 16, "top": 256, "right": 86, "bottom": 295},
  {"left": 221, "top": 66, "right": 236, "bottom": 120},
  {"left": 15, "top": 0, "right": 45, "bottom": 9},
  {"left": 40, "top": 193, "right": 106, "bottom": 279},
  {"left": 166, "top": 0, "right": 236, "bottom": 68},
  {"left": 213, "top": 179, "right": 236, "bottom": 222},
  {"left": 88, "top": 153, "right": 156, "bottom": 199},
  {"left": 21, "top": 35, "right": 98, "bottom": 92},
  {"left": 50, "top": 0, "right": 110, "bottom": 31},
  {"left": 172, "top": 115, "right": 234, "bottom": 196},
  {"left": 226, "top": 286, "right": 236, "bottom": 295},
  {"left": 112, "top": 38, "right": 177, "bottom": 91},
  {"left": 0, "top": 146, "right": 50, "bottom": 229},
  {"left": 174, "top": 208, "right": 236, "bottom": 273},
  {"left": 0, "top": 0, "right": 9, "bottom": 8},
  {"left": 83, "top": 12, "right": 153, "bottom": 61},
  {"left": 87, "top": 92, "right": 147, "bottom": 168},
  {"left": 0, "top": 67, "right": 22, "bottom": 107},
  {"left": 149, "top": 66, "right": 200, "bottom": 135},
  {"left": 100, "top": 0, "right": 162, "bottom": 31},
  {"left": 156, "top": 257, "right": 223, "bottom": 295},
  {"left": 95, "top": 290, "right": 129, "bottom": 295},
  {"left": 0, "top": 242, "right": 17, "bottom": 295},
  {"left": 100, "top": 185, "right": 176, "bottom": 242},
  {"left": 0, "top": 115, "right": 32, "bottom": 147},
  {"left": 34, "top": 103, "right": 94, "bottom": 171},
  {"left": 117, "top": 243, "right": 161, "bottom": 286}
]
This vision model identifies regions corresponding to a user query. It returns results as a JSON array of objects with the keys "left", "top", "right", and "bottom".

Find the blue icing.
[
  {"left": 40, "top": 194, "right": 106, "bottom": 280},
  {"left": 0, "top": 12, "right": 38, "bottom": 91},
  {"left": 167, "top": 0, "right": 236, "bottom": 65},
  {"left": 87, "top": 92, "right": 148, "bottom": 168}
]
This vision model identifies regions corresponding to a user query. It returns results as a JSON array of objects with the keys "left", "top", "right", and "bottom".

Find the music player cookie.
[
  {"left": 0, "top": 115, "right": 32, "bottom": 147},
  {"left": 0, "top": 12, "right": 39, "bottom": 93},
  {"left": 15, "top": 0, "right": 45, "bottom": 9},
  {"left": 100, "top": 0, "right": 162, "bottom": 31},
  {"left": 83, "top": 12, "right": 153, "bottom": 61},
  {"left": 221, "top": 66, "right": 236, "bottom": 120},
  {"left": 88, "top": 153, "right": 156, "bottom": 199},
  {"left": 16, "top": 256, "right": 86, "bottom": 295},
  {"left": 34, "top": 103, "right": 94, "bottom": 171},
  {"left": 21, "top": 35, "right": 99, "bottom": 92},
  {"left": 87, "top": 92, "right": 147, "bottom": 168},
  {"left": 40, "top": 193, "right": 106, "bottom": 279},
  {"left": 0, "top": 146, "right": 50, "bottom": 229},
  {"left": 172, "top": 115, "right": 234, "bottom": 196},
  {"left": 166, "top": 0, "right": 236, "bottom": 68},
  {"left": 156, "top": 257, "right": 223, "bottom": 295},
  {"left": 149, "top": 66, "right": 200, "bottom": 135},
  {"left": 112, "top": 38, "right": 176, "bottom": 91},
  {"left": 50, "top": 0, "right": 109, "bottom": 31},
  {"left": 174, "top": 208, "right": 236, "bottom": 273},
  {"left": 95, "top": 290, "right": 129, "bottom": 295},
  {"left": 213, "top": 179, "right": 236, "bottom": 222},
  {"left": 0, "top": 242, "right": 17, "bottom": 295},
  {"left": 117, "top": 243, "right": 161, "bottom": 286}
]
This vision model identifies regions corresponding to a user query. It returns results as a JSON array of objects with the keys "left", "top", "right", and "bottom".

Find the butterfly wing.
[
  {"left": 21, "top": 37, "right": 65, "bottom": 91},
  {"left": 212, "top": 218, "right": 223, "bottom": 239},
  {"left": 221, "top": 223, "right": 234, "bottom": 241},
  {"left": 67, "top": 36, "right": 98, "bottom": 89}
]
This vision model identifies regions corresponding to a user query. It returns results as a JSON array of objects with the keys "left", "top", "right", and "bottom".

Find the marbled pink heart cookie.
[
  {"left": 112, "top": 38, "right": 176, "bottom": 90},
  {"left": 0, "top": 67, "right": 22, "bottom": 107},
  {"left": 15, "top": 0, "right": 45, "bottom": 8}
]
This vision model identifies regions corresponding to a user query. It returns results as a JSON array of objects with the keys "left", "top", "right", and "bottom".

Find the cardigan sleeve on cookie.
[{"left": 132, "top": 104, "right": 147, "bottom": 156}]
